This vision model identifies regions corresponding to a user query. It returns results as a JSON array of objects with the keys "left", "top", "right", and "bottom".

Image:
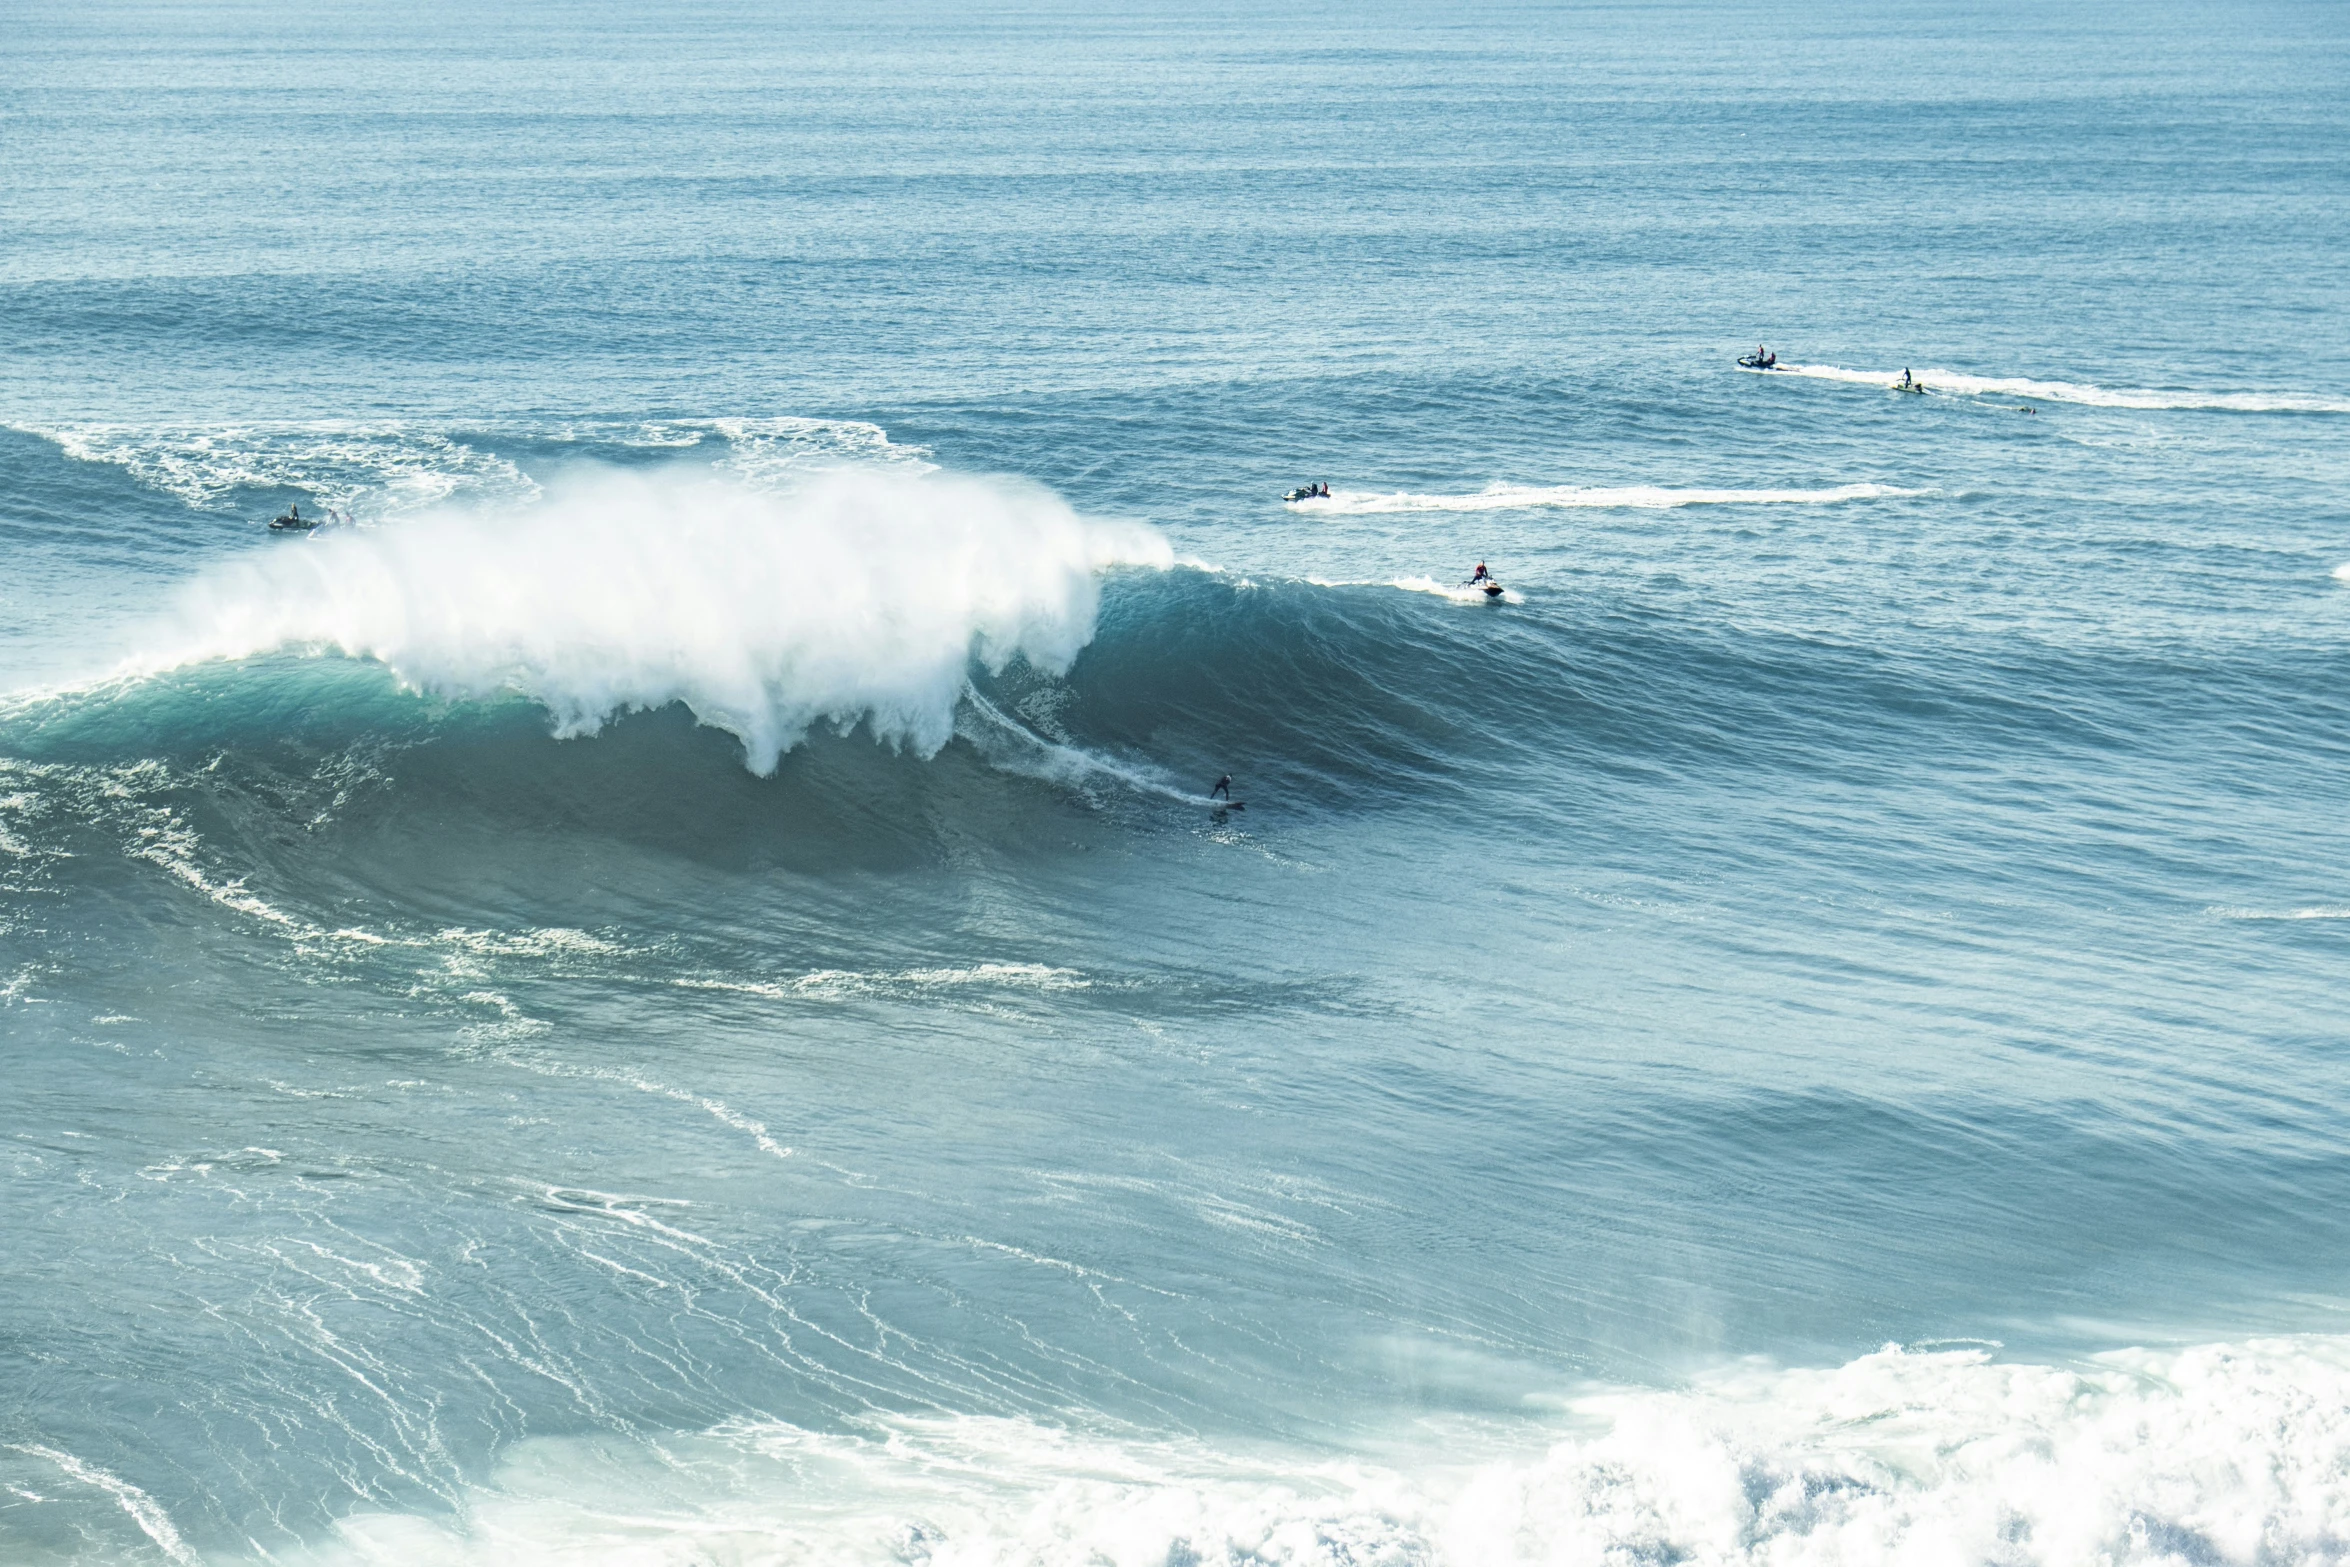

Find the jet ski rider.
[{"left": 1470, "top": 562, "right": 1491, "bottom": 584}]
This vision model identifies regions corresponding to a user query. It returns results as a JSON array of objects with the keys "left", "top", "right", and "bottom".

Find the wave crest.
[{"left": 128, "top": 465, "right": 1172, "bottom": 772}]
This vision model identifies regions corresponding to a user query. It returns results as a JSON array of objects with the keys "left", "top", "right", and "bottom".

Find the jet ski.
[
  {"left": 1480, "top": 579, "right": 1504, "bottom": 599},
  {"left": 1736, "top": 353, "right": 1783, "bottom": 370},
  {"left": 268, "top": 508, "right": 319, "bottom": 531},
  {"left": 1283, "top": 483, "right": 1331, "bottom": 503},
  {"left": 1891, "top": 380, "right": 1927, "bottom": 395}
]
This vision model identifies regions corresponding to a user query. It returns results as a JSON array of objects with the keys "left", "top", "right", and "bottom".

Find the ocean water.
[{"left": 3, "top": 0, "right": 2349, "bottom": 1561}]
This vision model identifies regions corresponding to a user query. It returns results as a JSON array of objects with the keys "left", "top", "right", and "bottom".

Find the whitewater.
[
  {"left": 114, "top": 466, "right": 1173, "bottom": 771},
  {"left": 3, "top": 1, "right": 2348, "bottom": 1564}
]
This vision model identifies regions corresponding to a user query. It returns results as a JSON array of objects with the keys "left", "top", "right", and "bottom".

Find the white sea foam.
[
  {"left": 2210, "top": 904, "right": 2350, "bottom": 922},
  {"left": 1761, "top": 362, "right": 2350, "bottom": 413},
  {"left": 252, "top": 1334, "right": 2350, "bottom": 1566},
  {"left": 791, "top": 962, "right": 1091, "bottom": 999},
  {"left": 432, "top": 927, "right": 630, "bottom": 960},
  {"left": 19, "top": 415, "right": 928, "bottom": 518},
  {"left": 128, "top": 465, "right": 1172, "bottom": 773},
  {"left": 26, "top": 420, "right": 541, "bottom": 516},
  {"left": 547, "top": 416, "right": 931, "bottom": 485},
  {"left": 2333, "top": 563, "right": 2350, "bottom": 584},
  {"left": 704, "top": 417, "right": 934, "bottom": 487},
  {"left": 1290, "top": 481, "right": 1913, "bottom": 515},
  {"left": 674, "top": 962, "right": 1093, "bottom": 1007}
]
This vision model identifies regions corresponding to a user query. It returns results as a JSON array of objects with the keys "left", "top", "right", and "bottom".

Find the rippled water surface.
[{"left": 4, "top": 1, "right": 2349, "bottom": 1561}]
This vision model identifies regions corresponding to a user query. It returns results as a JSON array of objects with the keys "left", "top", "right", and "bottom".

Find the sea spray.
[{"left": 135, "top": 466, "right": 1172, "bottom": 772}]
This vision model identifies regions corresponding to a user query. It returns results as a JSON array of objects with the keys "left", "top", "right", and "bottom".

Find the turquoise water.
[{"left": 4, "top": 2, "right": 2349, "bottom": 1561}]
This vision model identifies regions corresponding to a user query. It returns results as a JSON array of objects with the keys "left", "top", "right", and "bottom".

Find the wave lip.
[
  {"left": 1762, "top": 362, "right": 2350, "bottom": 413},
  {"left": 1291, "top": 481, "right": 1914, "bottom": 515},
  {"left": 115, "top": 464, "right": 1173, "bottom": 773}
]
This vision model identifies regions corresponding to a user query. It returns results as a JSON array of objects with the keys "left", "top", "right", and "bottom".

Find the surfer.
[{"left": 1210, "top": 774, "right": 1231, "bottom": 801}]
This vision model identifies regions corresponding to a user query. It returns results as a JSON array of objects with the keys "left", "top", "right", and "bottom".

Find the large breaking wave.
[{"left": 112, "top": 465, "right": 1173, "bottom": 773}]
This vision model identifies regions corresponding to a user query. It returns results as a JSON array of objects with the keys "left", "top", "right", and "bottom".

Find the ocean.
[{"left": 3, "top": 0, "right": 2349, "bottom": 1561}]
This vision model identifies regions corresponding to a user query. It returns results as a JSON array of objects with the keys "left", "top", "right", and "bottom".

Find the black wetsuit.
[{"left": 1211, "top": 775, "right": 1231, "bottom": 800}]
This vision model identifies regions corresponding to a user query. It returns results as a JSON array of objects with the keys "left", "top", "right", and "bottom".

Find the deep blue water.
[{"left": 4, "top": 2, "right": 2349, "bottom": 1562}]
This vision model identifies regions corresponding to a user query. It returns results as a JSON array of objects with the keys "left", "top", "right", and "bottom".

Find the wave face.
[{"left": 114, "top": 466, "right": 1170, "bottom": 771}]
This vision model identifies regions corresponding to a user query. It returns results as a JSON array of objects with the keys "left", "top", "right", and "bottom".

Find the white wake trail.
[
  {"left": 1759, "top": 362, "right": 2350, "bottom": 413},
  {"left": 1290, "top": 481, "right": 1913, "bottom": 515},
  {"left": 1307, "top": 575, "right": 1525, "bottom": 605}
]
